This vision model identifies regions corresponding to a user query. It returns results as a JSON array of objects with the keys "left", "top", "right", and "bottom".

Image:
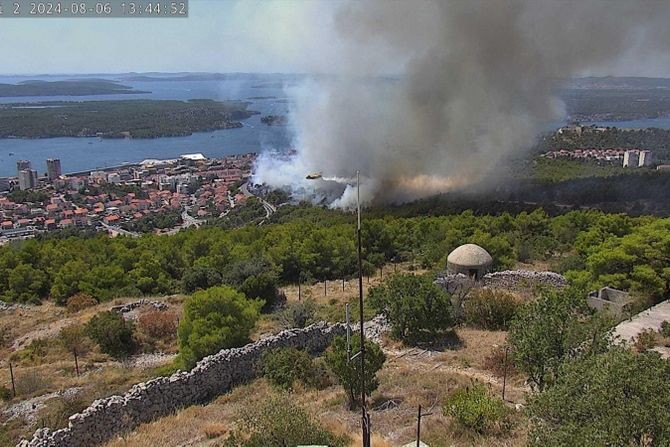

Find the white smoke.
[{"left": 252, "top": 0, "right": 670, "bottom": 208}]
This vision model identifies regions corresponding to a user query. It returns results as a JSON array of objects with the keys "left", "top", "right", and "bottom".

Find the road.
[
  {"left": 99, "top": 221, "right": 139, "bottom": 238},
  {"left": 240, "top": 182, "right": 276, "bottom": 218}
]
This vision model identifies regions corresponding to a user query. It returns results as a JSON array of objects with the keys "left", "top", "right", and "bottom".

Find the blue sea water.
[{"left": 0, "top": 76, "right": 293, "bottom": 177}]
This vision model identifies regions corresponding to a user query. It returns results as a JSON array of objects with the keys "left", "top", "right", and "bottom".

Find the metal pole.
[
  {"left": 74, "top": 349, "right": 80, "bottom": 377},
  {"left": 343, "top": 277, "right": 345, "bottom": 291},
  {"left": 346, "top": 304, "right": 352, "bottom": 363},
  {"left": 356, "top": 170, "right": 369, "bottom": 447},
  {"left": 502, "top": 346, "right": 509, "bottom": 401},
  {"left": 324, "top": 279, "right": 327, "bottom": 297},
  {"left": 416, "top": 405, "right": 422, "bottom": 447},
  {"left": 9, "top": 362, "right": 16, "bottom": 397}
]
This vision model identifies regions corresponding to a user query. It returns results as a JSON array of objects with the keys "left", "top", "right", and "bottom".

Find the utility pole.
[
  {"left": 356, "top": 170, "right": 369, "bottom": 447},
  {"left": 502, "top": 346, "right": 509, "bottom": 401}
]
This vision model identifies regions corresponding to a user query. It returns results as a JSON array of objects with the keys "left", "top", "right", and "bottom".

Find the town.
[{"left": 0, "top": 153, "right": 258, "bottom": 244}]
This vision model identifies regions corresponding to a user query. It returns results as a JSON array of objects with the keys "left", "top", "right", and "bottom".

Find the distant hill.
[{"left": 0, "top": 79, "right": 148, "bottom": 97}]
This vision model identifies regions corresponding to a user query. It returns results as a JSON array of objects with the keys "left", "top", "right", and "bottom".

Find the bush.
[
  {"left": 325, "top": 335, "right": 386, "bottom": 409},
  {"left": 14, "top": 370, "right": 52, "bottom": 396},
  {"left": 85, "top": 311, "right": 136, "bottom": 358},
  {"left": 223, "top": 394, "right": 348, "bottom": 447},
  {"left": 634, "top": 329, "right": 657, "bottom": 352},
  {"left": 464, "top": 289, "right": 522, "bottom": 331},
  {"left": 65, "top": 293, "right": 98, "bottom": 314},
  {"left": 59, "top": 324, "right": 92, "bottom": 356},
  {"left": 240, "top": 272, "right": 285, "bottom": 312},
  {"left": 661, "top": 321, "right": 670, "bottom": 338},
  {"left": 527, "top": 348, "right": 670, "bottom": 446},
  {"left": 178, "top": 286, "right": 262, "bottom": 369},
  {"left": 483, "top": 345, "right": 517, "bottom": 378},
  {"left": 0, "top": 385, "right": 12, "bottom": 401},
  {"left": 277, "top": 298, "right": 317, "bottom": 329},
  {"left": 262, "top": 347, "right": 318, "bottom": 390},
  {"left": 368, "top": 274, "right": 453, "bottom": 344},
  {"left": 443, "top": 382, "right": 508, "bottom": 433},
  {"left": 137, "top": 310, "right": 178, "bottom": 340}
]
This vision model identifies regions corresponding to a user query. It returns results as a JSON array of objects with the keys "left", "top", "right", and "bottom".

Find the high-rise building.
[
  {"left": 16, "top": 160, "right": 31, "bottom": 177},
  {"left": 638, "top": 150, "right": 653, "bottom": 167},
  {"left": 623, "top": 150, "right": 640, "bottom": 168},
  {"left": 18, "top": 170, "right": 33, "bottom": 190},
  {"left": 46, "top": 158, "right": 62, "bottom": 181}
]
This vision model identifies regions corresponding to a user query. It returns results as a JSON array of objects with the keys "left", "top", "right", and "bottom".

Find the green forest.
[
  {"left": 0, "top": 99, "right": 257, "bottom": 139},
  {"left": 1, "top": 205, "right": 669, "bottom": 309}
]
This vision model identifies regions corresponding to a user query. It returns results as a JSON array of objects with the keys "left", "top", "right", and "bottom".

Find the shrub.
[
  {"left": 368, "top": 274, "right": 453, "bottom": 344},
  {"left": 178, "top": 286, "right": 262, "bottom": 369},
  {"left": 661, "top": 321, "right": 670, "bottom": 338},
  {"left": 137, "top": 309, "right": 178, "bottom": 340},
  {"left": 39, "top": 396, "right": 87, "bottom": 430},
  {"left": 277, "top": 298, "right": 317, "bottom": 329},
  {"left": 464, "top": 289, "right": 522, "bottom": 331},
  {"left": 527, "top": 348, "right": 670, "bottom": 446},
  {"left": 634, "top": 329, "right": 657, "bottom": 352},
  {"left": 65, "top": 293, "right": 98, "bottom": 314},
  {"left": 325, "top": 335, "right": 386, "bottom": 409},
  {"left": 483, "top": 345, "right": 517, "bottom": 378},
  {"left": 240, "top": 272, "right": 285, "bottom": 312},
  {"left": 59, "top": 324, "right": 92, "bottom": 356},
  {"left": 85, "top": 311, "right": 136, "bottom": 358},
  {"left": 443, "top": 382, "right": 507, "bottom": 433},
  {"left": 262, "top": 347, "right": 318, "bottom": 390},
  {"left": 0, "top": 385, "right": 12, "bottom": 401},
  {"left": 15, "top": 370, "right": 53, "bottom": 396},
  {"left": 223, "top": 394, "right": 348, "bottom": 447}
]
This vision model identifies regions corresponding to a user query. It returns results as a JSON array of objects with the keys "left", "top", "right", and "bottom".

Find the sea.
[
  {"left": 0, "top": 75, "right": 293, "bottom": 177},
  {"left": 1, "top": 74, "right": 670, "bottom": 177}
]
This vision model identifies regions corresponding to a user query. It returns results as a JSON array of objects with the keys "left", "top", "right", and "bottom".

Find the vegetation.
[
  {"left": 443, "top": 382, "right": 509, "bottom": 434},
  {"left": 463, "top": 289, "right": 522, "bottom": 331},
  {"left": 85, "top": 311, "right": 136, "bottom": 358},
  {"left": 369, "top": 273, "right": 453, "bottom": 343},
  {"left": 508, "top": 287, "right": 611, "bottom": 391},
  {"left": 277, "top": 298, "right": 317, "bottom": 329},
  {"left": 261, "top": 347, "right": 323, "bottom": 390},
  {"left": 325, "top": 335, "right": 385, "bottom": 409},
  {"left": 121, "top": 211, "right": 182, "bottom": 233},
  {"left": 0, "top": 79, "right": 145, "bottom": 97},
  {"left": 7, "top": 190, "right": 48, "bottom": 204},
  {"left": 223, "top": 394, "right": 348, "bottom": 447},
  {"left": 0, "top": 99, "right": 256, "bottom": 139},
  {"left": 2, "top": 208, "right": 670, "bottom": 308},
  {"left": 177, "top": 286, "right": 262, "bottom": 369},
  {"left": 527, "top": 348, "right": 670, "bottom": 447},
  {"left": 65, "top": 293, "right": 98, "bottom": 313}
]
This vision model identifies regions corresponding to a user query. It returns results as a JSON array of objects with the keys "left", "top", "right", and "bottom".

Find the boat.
[{"left": 306, "top": 172, "right": 323, "bottom": 180}]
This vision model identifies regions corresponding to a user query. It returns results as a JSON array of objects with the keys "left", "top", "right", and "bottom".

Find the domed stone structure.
[{"left": 447, "top": 244, "right": 492, "bottom": 280}]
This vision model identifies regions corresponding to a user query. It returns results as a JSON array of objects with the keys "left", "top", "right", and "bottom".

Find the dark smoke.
[{"left": 254, "top": 0, "right": 670, "bottom": 208}]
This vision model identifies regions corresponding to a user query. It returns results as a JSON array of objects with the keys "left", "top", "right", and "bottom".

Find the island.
[
  {"left": 260, "top": 114, "right": 288, "bottom": 126},
  {"left": 0, "top": 79, "right": 148, "bottom": 97},
  {"left": 0, "top": 99, "right": 259, "bottom": 139}
]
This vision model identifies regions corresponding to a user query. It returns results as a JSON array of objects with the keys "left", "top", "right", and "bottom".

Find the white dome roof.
[{"left": 447, "top": 244, "right": 492, "bottom": 267}]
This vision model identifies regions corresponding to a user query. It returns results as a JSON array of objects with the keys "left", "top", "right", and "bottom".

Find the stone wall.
[
  {"left": 18, "top": 321, "right": 346, "bottom": 447},
  {"left": 436, "top": 269, "right": 567, "bottom": 295}
]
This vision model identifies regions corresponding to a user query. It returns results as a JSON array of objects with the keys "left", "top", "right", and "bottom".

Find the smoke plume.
[{"left": 253, "top": 0, "right": 670, "bottom": 207}]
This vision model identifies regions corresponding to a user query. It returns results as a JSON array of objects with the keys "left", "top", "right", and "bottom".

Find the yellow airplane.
[{"left": 305, "top": 172, "right": 323, "bottom": 180}]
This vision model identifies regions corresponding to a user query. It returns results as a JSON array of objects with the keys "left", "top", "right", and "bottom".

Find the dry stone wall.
[
  {"left": 18, "top": 321, "right": 346, "bottom": 447},
  {"left": 436, "top": 269, "right": 567, "bottom": 295}
]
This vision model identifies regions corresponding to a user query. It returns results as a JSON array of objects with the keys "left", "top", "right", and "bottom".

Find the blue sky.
[{"left": 0, "top": 0, "right": 345, "bottom": 74}]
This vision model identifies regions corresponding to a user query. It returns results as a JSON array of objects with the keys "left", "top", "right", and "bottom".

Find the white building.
[
  {"left": 18, "top": 170, "right": 38, "bottom": 190},
  {"left": 107, "top": 173, "right": 122, "bottom": 184},
  {"left": 623, "top": 150, "right": 640, "bottom": 168},
  {"left": 639, "top": 150, "right": 653, "bottom": 167}
]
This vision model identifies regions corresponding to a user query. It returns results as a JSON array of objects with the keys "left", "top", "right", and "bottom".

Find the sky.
[
  {"left": 1, "top": 0, "right": 670, "bottom": 76},
  {"left": 0, "top": 0, "right": 354, "bottom": 75}
]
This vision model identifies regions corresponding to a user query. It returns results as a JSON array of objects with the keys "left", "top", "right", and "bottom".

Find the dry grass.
[
  {"left": 0, "top": 296, "right": 182, "bottom": 446},
  {"left": 101, "top": 327, "right": 527, "bottom": 447}
]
